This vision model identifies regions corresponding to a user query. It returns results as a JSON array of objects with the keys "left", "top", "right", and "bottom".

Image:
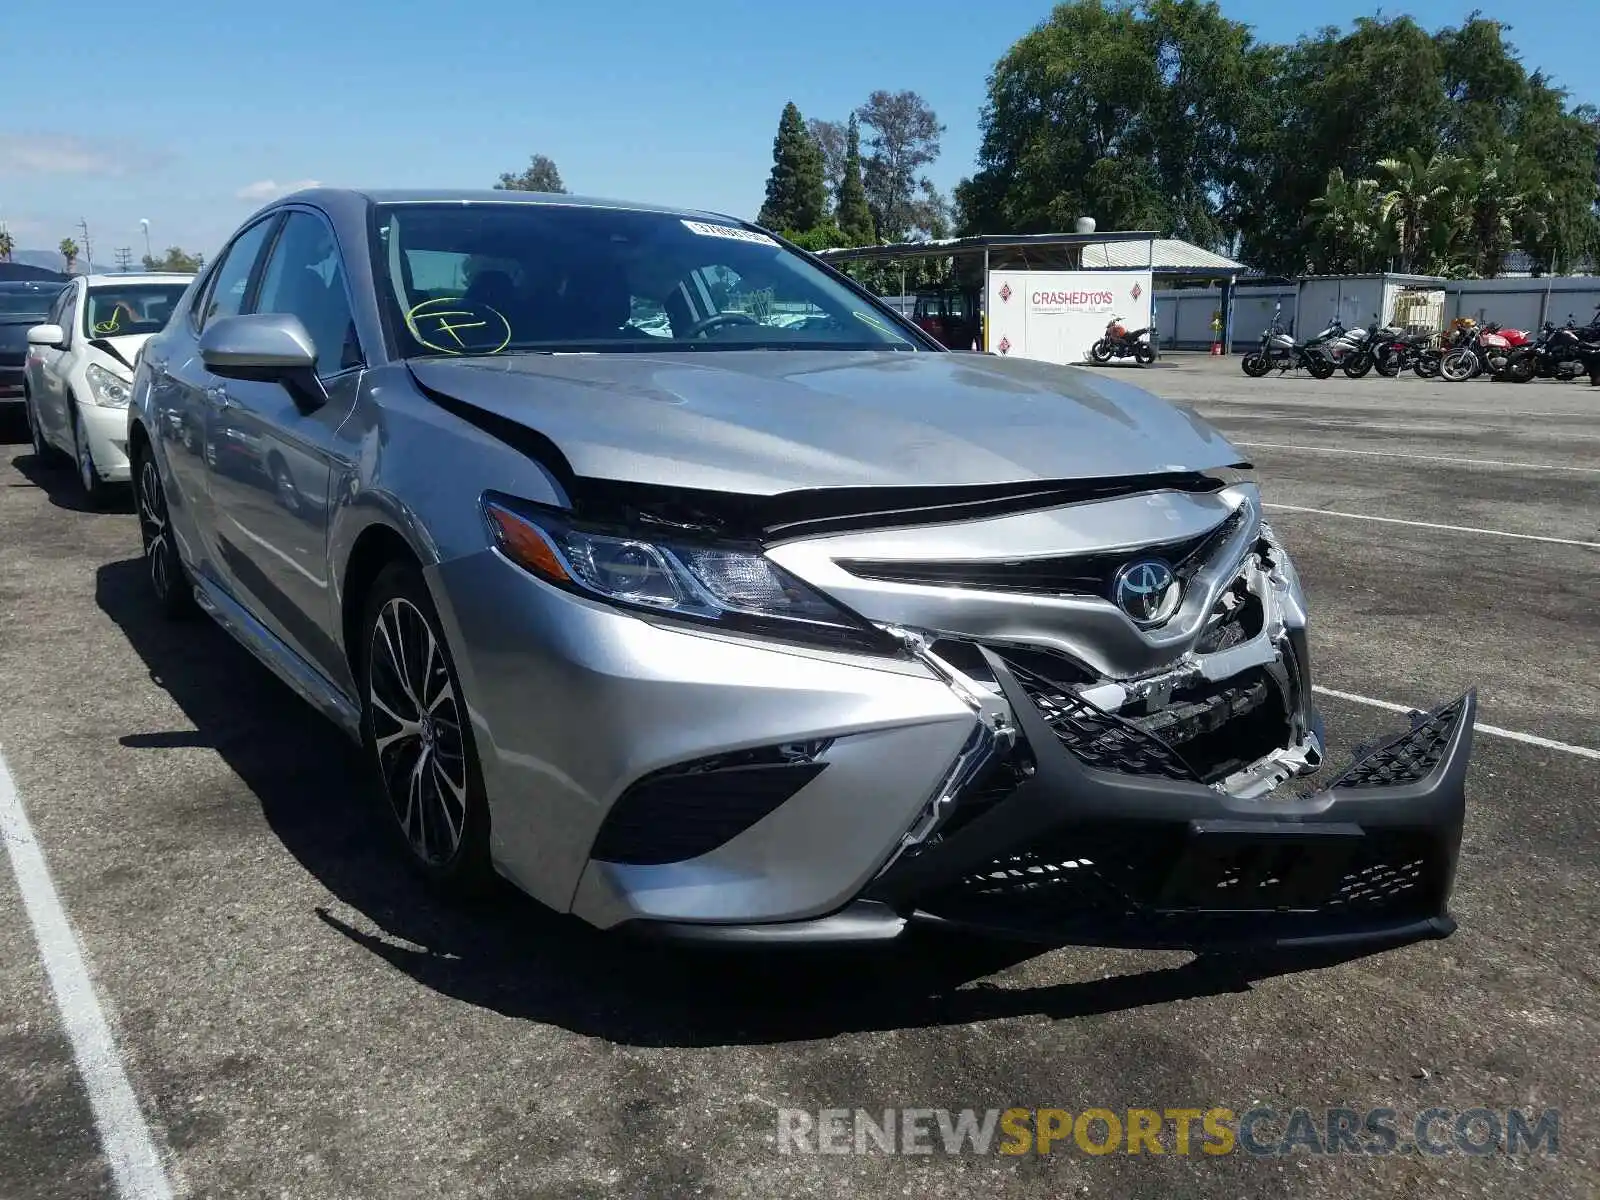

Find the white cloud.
[
  {"left": 0, "top": 134, "right": 158, "bottom": 177},
  {"left": 235, "top": 179, "right": 321, "bottom": 202}
]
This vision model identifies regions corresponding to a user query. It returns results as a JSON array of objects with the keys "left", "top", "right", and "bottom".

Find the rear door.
[
  {"left": 164, "top": 214, "right": 281, "bottom": 585},
  {"left": 204, "top": 208, "right": 364, "bottom": 683}
]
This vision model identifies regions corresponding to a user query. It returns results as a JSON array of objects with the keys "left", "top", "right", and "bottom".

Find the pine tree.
[
  {"left": 757, "top": 102, "right": 827, "bottom": 234},
  {"left": 835, "top": 113, "right": 876, "bottom": 245}
]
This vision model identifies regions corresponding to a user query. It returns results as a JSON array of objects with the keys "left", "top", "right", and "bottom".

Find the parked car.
[
  {"left": 127, "top": 188, "right": 1476, "bottom": 950},
  {"left": 23, "top": 272, "right": 194, "bottom": 503},
  {"left": 0, "top": 280, "right": 68, "bottom": 414}
]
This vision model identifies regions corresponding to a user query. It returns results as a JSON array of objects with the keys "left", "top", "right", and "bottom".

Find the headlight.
[
  {"left": 482, "top": 497, "right": 896, "bottom": 654},
  {"left": 86, "top": 363, "right": 132, "bottom": 408}
]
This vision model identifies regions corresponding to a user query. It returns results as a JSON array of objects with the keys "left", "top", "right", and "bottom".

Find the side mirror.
[
  {"left": 27, "top": 323, "right": 66, "bottom": 349},
  {"left": 199, "top": 313, "right": 327, "bottom": 411}
]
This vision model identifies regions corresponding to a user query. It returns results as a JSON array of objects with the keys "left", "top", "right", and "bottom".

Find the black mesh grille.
[
  {"left": 1007, "top": 662, "right": 1200, "bottom": 781},
  {"left": 592, "top": 744, "right": 828, "bottom": 865},
  {"left": 922, "top": 823, "right": 1444, "bottom": 931},
  {"left": 1331, "top": 697, "right": 1465, "bottom": 789}
]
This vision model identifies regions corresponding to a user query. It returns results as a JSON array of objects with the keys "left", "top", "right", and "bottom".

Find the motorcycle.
[
  {"left": 1320, "top": 317, "right": 1381, "bottom": 377},
  {"left": 1372, "top": 329, "right": 1436, "bottom": 377},
  {"left": 1089, "top": 316, "right": 1155, "bottom": 364},
  {"left": 1240, "top": 315, "right": 1337, "bottom": 378},
  {"left": 1440, "top": 321, "right": 1530, "bottom": 381},
  {"left": 1496, "top": 311, "right": 1600, "bottom": 383}
]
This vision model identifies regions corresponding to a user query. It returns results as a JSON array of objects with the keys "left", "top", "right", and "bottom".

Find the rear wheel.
[
  {"left": 1089, "top": 339, "right": 1114, "bottom": 365},
  {"left": 1500, "top": 354, "right": 1538, "bottom": 384},
  {"left": 1343, "top": 352, "right": 1373, "bottom": 379},
  {"left": 1375, "top": 349, "right": 1402, "bottom": 377},
  {"left": 134, "top": 443, "right": 195, "bottom": 619},
  {"left": 1134, "top": 342, "right": 1155, "bottom": 364},
  {"left": 1414, "top": 352, "right": 1440, "bottom": 378},
  {"left": 23, "top": 388, "right": 66, "bottom": 466},
  {"left": 1307, "top": 356, "right": 1336, "bottom": 380},
  {"left": 1241, "top": 352, "right": 1270, "bottom": 378},
  {"left": 360, "top": 562, "right": 493, "bottom": 894}
]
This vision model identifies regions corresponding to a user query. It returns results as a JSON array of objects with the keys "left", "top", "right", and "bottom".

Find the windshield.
[
  {"left": 0, "top": 284, "right": 65, "bottom": 321},
  {"left": 83, "top": 282, "right": 190, "bottom": 338},
  {"left": 372, "top": 202, "right": 924, "bottom": 357}
]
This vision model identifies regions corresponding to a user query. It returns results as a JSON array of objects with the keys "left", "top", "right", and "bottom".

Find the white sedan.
[{"left": 24, "top": 272, "right": 194, "bottom": 504}]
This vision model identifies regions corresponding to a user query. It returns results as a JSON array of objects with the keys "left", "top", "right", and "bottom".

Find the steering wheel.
[{"left": 681, "top": 311, "right": 761, "bottom": 340}]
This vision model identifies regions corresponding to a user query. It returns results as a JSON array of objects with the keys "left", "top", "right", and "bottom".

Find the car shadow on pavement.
[
  {"left": 96, "top": 554, "right": 1370, "bottom": 1047},
  {"left": 9, "top": 450, "right": 134, "bottom": 514}
]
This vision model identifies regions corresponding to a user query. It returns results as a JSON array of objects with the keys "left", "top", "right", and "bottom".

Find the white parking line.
[
  {"left": 1264, "top": 503, "right": 1600, "bottom": 550},
  {"left": 1313, "top": 686, "right": 1600, "bottom": 762},
  {"left": 1236, "top": 441, "right": 1600, "bottom": 475},
  {"left": 0, "top": 748, "right": 176, "bottom": 1199}
]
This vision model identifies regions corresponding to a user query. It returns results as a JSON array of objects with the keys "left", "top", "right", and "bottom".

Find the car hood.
[
  {"left": 87, "top": 332, "right": 153, "bottom": 371},
  {"left": 408, "top": 350, "right": 1244, "bottom": 495}
]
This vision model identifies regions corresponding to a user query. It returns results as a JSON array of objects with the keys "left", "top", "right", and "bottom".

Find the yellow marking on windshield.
[{"left": 405, "top": 296, "right": 511, "bottom": 355}]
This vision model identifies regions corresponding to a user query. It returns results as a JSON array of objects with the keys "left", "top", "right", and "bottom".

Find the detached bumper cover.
[{"left": 638, "top": 654, "right": 1475, "bottom": 951}]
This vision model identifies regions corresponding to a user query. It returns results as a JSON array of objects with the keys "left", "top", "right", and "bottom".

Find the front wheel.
[
  {"left": 1241, "top": 352, "right": 1270, "bottom": 378},
  {"left": 1343, "top": 352, "right": 1373, "bottom": 379},
  {"left": 1089, "top": 339, "right": 1114, "bottom": 365},
  {"left": 72, "top": 409, "right": 117, "bottom": 508},
  {"left": 1439, "top": 349, "right": 1477, "bottom": 382},
  {"left": 361, "top": 562, "right": 493, "bottom": 894}
]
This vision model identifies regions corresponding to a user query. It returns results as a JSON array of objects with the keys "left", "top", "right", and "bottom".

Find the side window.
[
  {"left": 50, "top": 285, "right": 76, "bottom": 333},
  {"left": 252, "top": 211, "right": 362, "bottom": 377},
  {"left": 197, "top": 217, "right": 277, "bottom": 330}
]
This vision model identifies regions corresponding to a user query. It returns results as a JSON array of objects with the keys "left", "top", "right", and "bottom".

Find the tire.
[
  {"left": 71, "top": 407, "right": 117, "bottom": 508},
  {"left": 1439, "top": 349, "right": 1477, "bottom": 382},
  {"left": 1134, "top": 342, "right": 1155, "bottom": 364},
  {"left": 1307, "top": 356, "right": 1336, "bottom": 380},
  {"left": 23, "top": 388, "right": 67, "bottom": 467},
  {"left": 133, "top": 442, "right": 196, "bottom": 619},
  {"left": 1500, "top": 355, "right": 1537, "bottom": 384},
  {"left": 1241, "top": 352, "right": 1270, "bottom": 378},
  {"left": 1343, "top": 352, "right": 1373, "bottom": 379},
  {"left": 359, "top": 561, "right": 493, "bottom": 894},
  {"left": 1375, "top": 350, "right": 1402, "bottom": 377},
  {"left": 1089, "top": 339, "right": 1114, "bottom": 365},
  {"left": 1414, "top": 354, "right": 1440, "bottom": 379}
]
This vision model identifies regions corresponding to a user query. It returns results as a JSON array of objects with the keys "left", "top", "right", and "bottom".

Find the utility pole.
[
  {"left": 78, "top": 218, "right": 93, "bottom": 272},
  {"left": 114, "top": 247, "right": 133, "bottom": 273}
]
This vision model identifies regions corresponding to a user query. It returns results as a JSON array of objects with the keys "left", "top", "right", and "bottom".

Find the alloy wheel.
[
  {"left": 367, "top": 597, "right": 470, "bottom": 866},
  {"left": 137, "top": 458, "right": 172, "bottom": 600}
]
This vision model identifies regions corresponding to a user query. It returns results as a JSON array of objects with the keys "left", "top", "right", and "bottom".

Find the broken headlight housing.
[{"left": 482, "top": 495, "right": 897, "bottom": 654}]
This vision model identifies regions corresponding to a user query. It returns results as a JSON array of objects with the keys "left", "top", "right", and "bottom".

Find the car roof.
[
  {"left": 79, "top": 273, "right": 196, "bottom": 286},
  {"left": 282, "top": 186, "right": 744, "bottom": 226}
]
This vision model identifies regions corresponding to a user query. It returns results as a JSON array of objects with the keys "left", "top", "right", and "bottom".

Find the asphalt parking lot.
[{"left": 1, "top": 356, "right": 1596, "bottom": 1199}]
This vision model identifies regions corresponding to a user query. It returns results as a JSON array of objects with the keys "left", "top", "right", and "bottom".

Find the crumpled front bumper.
[{"left": 637, "top": 652, "right": 1475, "bottom": 952}]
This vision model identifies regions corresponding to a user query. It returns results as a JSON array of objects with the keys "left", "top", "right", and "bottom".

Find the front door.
[{"left": 203, "top": 209, "right": 364, "bottom": 686}]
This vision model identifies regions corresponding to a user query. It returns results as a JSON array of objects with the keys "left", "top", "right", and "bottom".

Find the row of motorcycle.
[{"left": 1241, "top": 310, "right": 1600, "bottom": 383}]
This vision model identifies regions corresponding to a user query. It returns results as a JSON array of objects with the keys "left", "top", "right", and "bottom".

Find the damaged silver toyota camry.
[{"left": 128, "top": 189, "right": 1476, "bottom": 951}]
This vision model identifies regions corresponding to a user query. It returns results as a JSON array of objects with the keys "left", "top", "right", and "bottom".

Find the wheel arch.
[{"left": 339, "top": 520, "right": 424, "bottom": 683}]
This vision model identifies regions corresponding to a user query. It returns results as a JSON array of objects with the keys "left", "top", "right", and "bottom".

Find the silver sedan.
[{"left": 126, "top": 188, "right": 1476, "bottom": 949}]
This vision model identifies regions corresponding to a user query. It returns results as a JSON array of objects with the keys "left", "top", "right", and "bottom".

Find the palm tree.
[
  {"left": 1454, "top": 146, "right": 1537, "bottom": 277},
  {"left": 1308, "top": 169, "right": 1391, "bottom": 273},
  {"left": 0, "top": 227, "right": 14, "bottom": 262},
  {"left": 59, "top": 237, "right": 79, "bottom": 274},
  {"left": 1376, "top": 150, "right": 1461, "bottom": 273}
]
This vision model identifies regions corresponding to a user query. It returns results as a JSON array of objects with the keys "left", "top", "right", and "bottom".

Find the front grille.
[
  {"left": 920, "top": 822, "right": 1444, "bottom": 931},
  {"left": 836, "top": 509, "right": 1244, "bottom": 603},
  {"left": 1331, "top": 697, "right": 1465, "bottom": 788},
  {"left": 591, "top": 741, "right": 830, "bottom": 865},
  {"left": 1011, "top": 662, "right": 1199, "bottom": 781}
]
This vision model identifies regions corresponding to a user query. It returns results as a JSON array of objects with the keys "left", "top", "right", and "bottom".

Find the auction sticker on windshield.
[{"left": 681, "top": 220, "right": 779, "bottom": 247}]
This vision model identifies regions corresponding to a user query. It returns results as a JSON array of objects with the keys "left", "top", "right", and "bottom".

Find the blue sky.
[{"left": 1, "top": 0, "right": 1595, "bottom": 262}]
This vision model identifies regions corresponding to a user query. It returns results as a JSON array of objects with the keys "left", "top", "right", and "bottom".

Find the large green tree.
[
  {"left": 59, "top": 238, "right": 78, "bottom": 274},
  {"left": 142, "top": 246, "right": 204, "bottom": 273},
  {"left": 495, "top": 154, "right": 567, "bottom": 193},
  {"left": 0, "top": 228, "right": 14, "bottom": 262},
  {"left": 856, "top": 90, "right": 945, "bottom": 242},
  {"left": 835, "top": 113, "right": 876, "bottom": 245},
  {"left": 757, "top": 102, "right": 827, "bottom": 234}
]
